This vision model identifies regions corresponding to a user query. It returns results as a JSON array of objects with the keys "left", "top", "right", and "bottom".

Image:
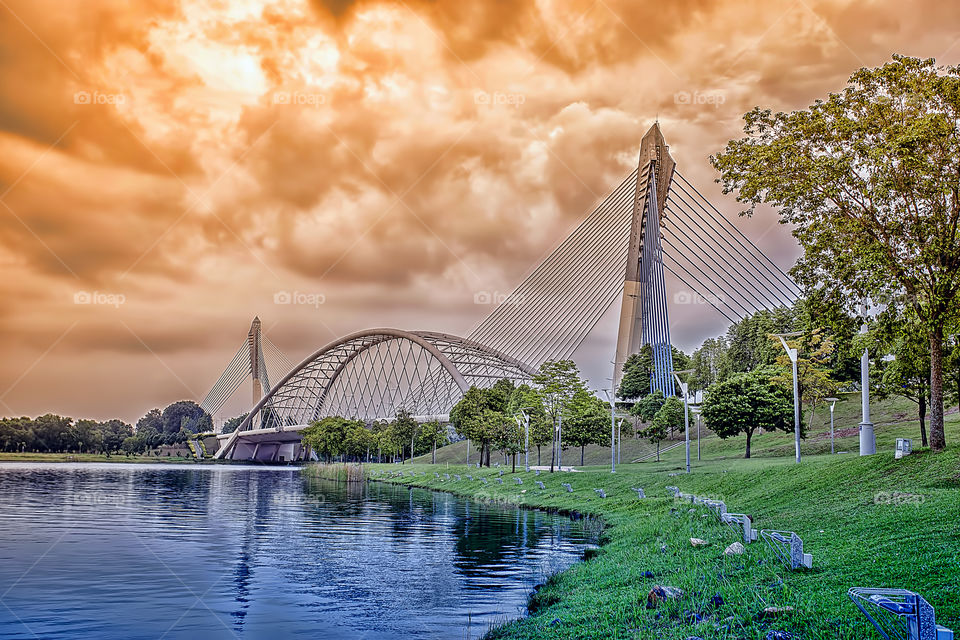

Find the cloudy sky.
[{"left": 1, "top": 0, "right": 959, "bottom": 425}]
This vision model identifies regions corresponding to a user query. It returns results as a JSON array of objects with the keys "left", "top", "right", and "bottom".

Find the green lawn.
[{"left": 367, "top": 402, "right": 960, "bottom": 639}]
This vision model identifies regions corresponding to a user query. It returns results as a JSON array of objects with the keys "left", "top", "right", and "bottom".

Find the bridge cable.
[
  {"left": 470, "top": 169, "right": 637, "bottom": 361},
  {"left": 471, "top": 170, "right": 639, "bottom": 365},
  {"left": 664, "top": 201, "right": 789, "bottom": 310},
  {"left": 673, "top": 172, "right": 801, "bottom": 295},
  {"left": 660, "top": 234, "right": 757, "bottom": 318},
  {"left": 661, "top": 261, "right": 740, "bottom": 325},
  {"left": 661, "top": 213, "right": 781, "bottom": 312},
  {"left": 667, "top": 187, "right": 796, "bottom": 308}
]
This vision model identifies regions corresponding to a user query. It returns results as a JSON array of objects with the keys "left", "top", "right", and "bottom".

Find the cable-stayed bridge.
[{"left": 212, "top": 123, "right": 799, "bottom": 461}]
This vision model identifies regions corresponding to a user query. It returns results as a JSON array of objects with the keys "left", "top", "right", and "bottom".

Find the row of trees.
[
  {"left": 0, "top": 400, "right": 217, "bottom": 456},
  {"left": 450, "top": 362, "right": 614, "bottom": 470},
  {"left": 300, "top": 411, "right": 449, "bottom": 463},
  {"left": 0, "top": 415, "right": 134, "bottom": 455}
]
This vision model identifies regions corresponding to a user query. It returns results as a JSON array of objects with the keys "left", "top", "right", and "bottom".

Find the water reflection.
[{"left": 0, "top": 464, "right": 595, "bottom": 639}]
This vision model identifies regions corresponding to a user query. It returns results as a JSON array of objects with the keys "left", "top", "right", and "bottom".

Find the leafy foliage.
[
  {"left": 702, "top": 368, "right": 794, "bottom": 458},
  {"left": 713, "top": 54, "right": 960, "bottom": 450}
]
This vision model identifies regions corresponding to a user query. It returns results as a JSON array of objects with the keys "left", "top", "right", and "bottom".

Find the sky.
[{"left": 2, "top": 0, "right": 960, "bottom": 426}]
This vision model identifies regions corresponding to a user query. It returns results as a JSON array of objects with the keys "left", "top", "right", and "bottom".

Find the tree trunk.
[
  {"left": 432, "top": 440, "right": 436, "bottom": 464},
  {"left": 919, "top": 394, "right": 928, "bottom": 448},
  {"left": 537, "top": 446, "right": 541, "bottom": 466},
  {"left": 656, "top": 440, "right": 660, "bottom": 462},
  {"left": 745, "top": 429, "right": 752, "bottom": 459},
  {"left": 581, "top": 445, "right": 584, "bottom": 466},
  {"left": 930, "top": 325, "right": 946, "bottom": 450},
  {"left": 511, "top": 454, "right": 516, "bottom": 473}
]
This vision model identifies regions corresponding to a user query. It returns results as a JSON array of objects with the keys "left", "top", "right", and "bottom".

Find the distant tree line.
[{"left": 0, "top": 400, "right": 214, "bottom": 456}]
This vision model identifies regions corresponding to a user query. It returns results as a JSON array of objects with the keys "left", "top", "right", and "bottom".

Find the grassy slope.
[
  {"left": 371, "top": 404, "right": 960, "bottom": 639},
  {"left": 416, "top": 393, "right": 954, "bottom": 467}
]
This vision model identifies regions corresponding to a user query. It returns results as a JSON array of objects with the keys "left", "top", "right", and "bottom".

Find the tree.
[
  {"left": 390, "top": 409, "right": 418, "bottom": 464},
  {"left": 641, "top": 398, "right": 684, "bottom": 462},
  {"left": 630, "top": 390, "right": 665, "bottom": 424},
  {"left": 713, "top": 55, "right": 960, "bottom": 451},
  {"left": 689, "top": 337, "right": 728, "bottom": 393},
  {"left": 873, "top": 316, "right": 933, "bottom": 446},
  {"left": 100, "top": 419, "right": 134, "bottom": 455},
  {"left": 533, "top": 360, "right": 585, "bottom": 472},
  {"left": 221, "top": 413, "right": 248, "bottom": 434},
  {"left": 343, "top": 421, "right": 374, "bottom": 462},
  {"left": 702, "top": 368, "right": 794, "bottom": 458},
  {"left": 948, "top": 333, "right": 960, "bottom": 414},
  {"left": 161, "top": 401, "right": 212, "bottom": 435},
  {"left": 136, "top": 409, "right": 163, "bottom": 434},
  {"left": 563, "top": 389, "right": 610, "bottom": 465},
  {"left": 301, "top": 417, "right": 348, "bottom": 462},
  {"left": 617, "top": 345, "right": 690, "bottom": 399},
  {"left": 507, "top": 384, "right": 550, "bottom": 465},
  {"left": 417, "top": 420, "right": 446, "bottom": 464},
  {"left": 450, "top": 382, "right": 515, "bottom": 467}
]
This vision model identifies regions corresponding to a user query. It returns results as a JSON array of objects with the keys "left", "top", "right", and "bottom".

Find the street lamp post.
[
  {"left": 517, "top": 409, "right": 532, "bottom": 472},
  {"left": 858, "top": 301, "right": 876, "bottom": 455},
  {"left": 602, "top": 389, "right": 616, "bottom": 473},
  {"left": 672, "top": 369, "right": 695, "bottom": 474},
  {"left": 825, "top": 397, "right": 839, "bottom": 454},
  {"left": 772, "top": 331, "right": 804, "bottom": 464},
  {"left": 690, "top": 405, "right": 701, "bottom": 461}
]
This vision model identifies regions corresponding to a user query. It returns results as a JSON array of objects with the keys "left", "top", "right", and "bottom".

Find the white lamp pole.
[
  {"left": 825, "top": 397, "right": 839, "bottom": 454},
  {"left": 517, "top": 409, "right": 531, "bottom": 472},
  {"left": 773, "top": 332, "right": 803, "bottom": 464},
  {"left": 858, "top": 301, "right": 876, "bottom": 455},
  {"left": 672, "top": 369, "right": 695, "bottom": 473},
  {"left": 603, "top": 389, "right": 616, "bottom": 473},
  {"left": 690, "top": 405, "right": 701, "bottom": 461}
]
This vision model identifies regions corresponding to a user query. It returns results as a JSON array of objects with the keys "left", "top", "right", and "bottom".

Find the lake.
[{"left": 0, "top": 463, "right": 596, "bottom": 639}]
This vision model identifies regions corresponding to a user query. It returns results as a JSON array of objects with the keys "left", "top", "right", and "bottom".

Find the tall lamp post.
[
  {"left": 772, "top": 331, "right": 804, "bottom": 464},
  {"left": 672, "top": 369, "right": 695, "bottom": 474},
  {"left": 858, "top": 301, "right": 876, "bottom": 455},
  {"left": 690, "top": 405, "right": 701, "bottom": 461},
  {"left": 602, "top": 389, "right": 617, "bottom": 473},
  {"left": 825, "top": 397, "right": 839, "bottom": 454},
  {"left": 516, "top": 408, "right": 533, "bottom": 472}
]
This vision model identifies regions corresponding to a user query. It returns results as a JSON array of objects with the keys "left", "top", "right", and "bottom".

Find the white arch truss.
[{"left": 214, "top": 329, "right": 535, "bottom": 458}]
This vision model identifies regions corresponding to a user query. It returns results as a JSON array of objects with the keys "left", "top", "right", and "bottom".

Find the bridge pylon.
[{"left": 613, "top": 123, "right": 676, "bottom": 395}]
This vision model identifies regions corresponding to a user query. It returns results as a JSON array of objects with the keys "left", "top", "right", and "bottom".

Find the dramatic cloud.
[{"left": 1, "top": 0, "right": 958, "bottom": 423}]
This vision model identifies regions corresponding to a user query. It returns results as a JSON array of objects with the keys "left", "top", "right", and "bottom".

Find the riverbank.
[
  {"left": 363, "top": 449, "right": 960, "bottom": 639},
  {"left": 0, "top": 452, "right": 200, "bottom": 463}
]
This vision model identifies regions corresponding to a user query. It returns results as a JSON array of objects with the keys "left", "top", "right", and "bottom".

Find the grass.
[{"left": 365, "top": 399, "right": 960, "bottom": 639}]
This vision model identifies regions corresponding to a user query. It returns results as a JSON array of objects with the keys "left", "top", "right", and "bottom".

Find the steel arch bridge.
[{"left": 215, "top": 329, "right": 535, "bottom": 460}]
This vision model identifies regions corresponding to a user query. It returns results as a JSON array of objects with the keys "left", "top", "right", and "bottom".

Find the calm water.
[{"left": 0, "top": 463, "right": 596, "bottom": 639}]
